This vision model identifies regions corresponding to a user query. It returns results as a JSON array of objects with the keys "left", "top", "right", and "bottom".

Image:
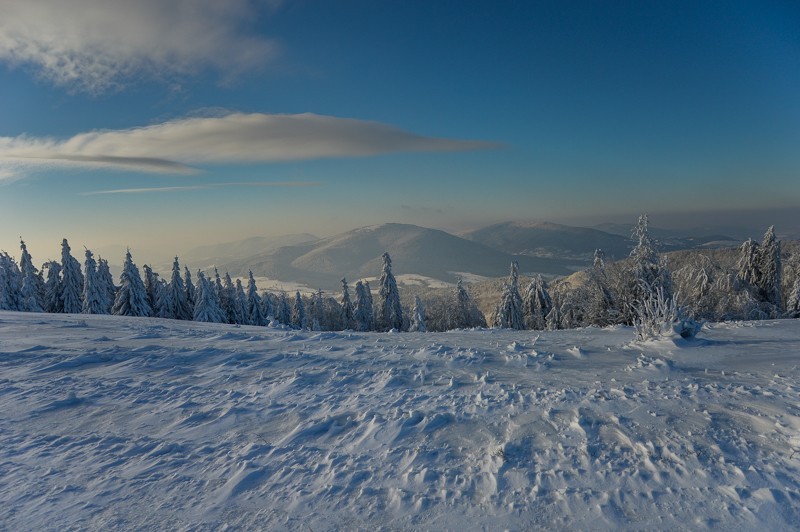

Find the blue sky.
[{"left": 1, "top": 0, "right": 799, "bottom": 262}]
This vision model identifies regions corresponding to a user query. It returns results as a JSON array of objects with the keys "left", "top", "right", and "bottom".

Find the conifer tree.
[
  {"left": 235, "top": 279, "right": 248, "bottom": 325},
  {"left": 246, "top": 271, "right": 267, "bottom": 326},
  {"left": 112, "top": 250, "right": 151, "bottom": 317},
  {"left": 274, "top": 292, "right": 292, "bottom": 325},
  {"left": 737, "top": 238, "right": 760, "bottom": 287},
  {"left": 353, "top": 280, "right": 374, "bottom": 331},
  {"left": 757, "top": 226, "right": 782, "bottom": 311},
  {"left": 292, "top": 291, "right": 307, "bottom": 330},
  {"left": 308, "top": 289, "right": 324, "bottom": 331},
  {"left": 524, "top": 274, "right": 552, "bottom": 330},
  {"left": 453, "top": 278, "right": 485, "bottom": 329},
  {"left": 787, "top": 277, "right": 800, "bottom": 318},
  {"left": 60, "top": 239, "right": 84, "bottom": 313},
  {"left": 97, "top": 258, "right": 116, "bottom": 313},
  {"left": 493, "top": 261, "right": 524, "bottom": 329},
  {"left": 376, "top": 252, "right": 403, "bottom": 331},
  {"left": 0, "top": 252, "right": 22, "bottom": 311},
  {"left": 193, "top": 271, "right": 226, "bottom": 323},
  {"left": 19, "top": 239, "right": 44, "bottom": 312},
  {"left": 222, "top": 273, "right": 241, "bottom": 324},
  {"left": 184, "top": 267, "right": 196, "bottom": 312},
  {"left": 153, "top": 279, "right": 171, "bottom": 319},
  {"left": 43, "top": 260, "right": 62, "bottom": 313},
  {"left": 165, "top": 257, "right": 191, "bottom": 320},
  {"left": 340, "top": 278, "right": 355, "bottom": 329},
  {"left": 82, "top": 248, "right": 109, "bottom": 314},
  {"left": 409, "top": 295, "right": 427, "bottom": 332},
  {"left": 142, "top": 265, "right": 161, "bottom": 317},
  {"left": 19, "top": 239, "right": 44, "bottom": 311}
]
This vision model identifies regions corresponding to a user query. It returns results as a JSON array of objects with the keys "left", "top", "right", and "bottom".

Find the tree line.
[{"left": 1, "top": 215, "right": 799, "bottom": 333}]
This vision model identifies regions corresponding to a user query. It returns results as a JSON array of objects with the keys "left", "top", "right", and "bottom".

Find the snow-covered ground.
[{"left": 1, "top": 311, "right": 799, "bottom": 530}]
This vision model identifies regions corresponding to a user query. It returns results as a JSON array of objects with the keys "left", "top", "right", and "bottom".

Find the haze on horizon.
[{"left": 1, "top": 1, "right": 799, "bottom": 263}]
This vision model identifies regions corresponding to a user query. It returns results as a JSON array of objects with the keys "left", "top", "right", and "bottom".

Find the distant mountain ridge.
[{"left": 217, "top": 223, "right": 582, "bottom": 290}]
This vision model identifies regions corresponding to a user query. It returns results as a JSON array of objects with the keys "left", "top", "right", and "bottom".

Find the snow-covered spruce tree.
[
  {"left": 42, "top": 260, "right": 62, "bottom": 313},
  {"left": 60, "top": 239, "right": 84, "bottom": 314},
  {"left": 245, "top": 272, "right": 266, "bottom": 326},
  {"left": 409, "top": 295, "right": 427, "bottom": 332},
  {"left": 545, "top": 304, "right": 561, "bottom": 330},
  {"left": 633, "top": 285, "right": 700, "bottom": 341},
  {"left": 82, "top": 248, "right": 109, "bottom": 314},
  {"left": 222, "top": 272, "right": 240, "bottom": 324},
  {"left": 583, "top": 249, "right": 617, "bottom": 326},
  {"left": 454, "top": 278, "right": 486, "bottom": 329},
  {"left": 262, "top": 291, "right": 275, "bottom": 323},
  {"left": 212, "top": 268, "right": 232, "bottom": 324},
  {"left": 274, "top": 292, "right": 291, "bottom": 325},
  {"left": 0, "top": 252, "right": 22, "bottom": 311},
  {"left": 787, "top": 276, "right": 800, "bottom": 318},
  {"left": 291, "top": 291, "right": 307, "bottom": 330},
  {"left": 625, "top": 214, "right": 671, "bottom": 324},
  {"left": 164, "top": 257, "right": 191, "bottom": 320},
  {"left": 737, "top": 238, "right": 760, "bottom": 287},
  {"left": 19, "top": 239, "right": 44, "bottom": 312},
  {"left": 97, "top": 258, "right": 116, "bottom": 313},
  {"left": 308, "top": 289, "right": 324, "bottom": 331},
  {"left": 153, "top": 279, "right": 171, "bottom": 319},
  {"left": 183, "top": 267, "right": 196, "bottom": 312},
  {"left": 757, "top": 226, "right": 782, "bottom": 313},
  {"left": 493, "top": 261, "right": 524, "bottom": 329},
  {"left": 353, "top": 280, "right": 374, "bottom": 331},
  {"left": 112, "top": 250, "right": 151, "bottom": 317},
  {"left": 523, "top": 274, "right": 552, "bottom": 330},
  {"left": 340, "top": 278, "right": 355, "bottom": 330},
  {"left": 193, "top": 271, "right": 226, "bottom": 323},
  {"left": 235, "top": 279, "right": 248, "bottom": 325},
  {"left": 142, "top": 265, "right": 160, "bottom": 317},
  {"left": 376, "top": 252, "right": 403, "bottom": 331}
]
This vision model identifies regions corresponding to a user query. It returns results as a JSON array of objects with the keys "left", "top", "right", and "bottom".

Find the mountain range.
[{"left": 187, "top": 221, "right": 740, "bottom": 292}]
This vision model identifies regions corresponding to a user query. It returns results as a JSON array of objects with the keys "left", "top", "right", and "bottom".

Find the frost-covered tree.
[
  {"left": 164, "top": 257, "right": 191, "bottom": 320},
  {"left": 212, "top": 268, "right": 234, "bottom": 324},
  {"left": 142, "top": 265, "right": 160, "bottom": 317},
  {"left": 453, "top": 279, "right": 485, "bottom": 329},
  {"left": 193, "top": 271, "right": 226, "bottom": 323},
  {"left": 737, "top": 238, "right": 760, "bottom": 287},
  {"left": 625, "top": 214, "right": 671, "bottom": 323},
  {"left": 153, "top": 279, "right": 171, "bottom": 319},
  {"left": 274, "top": 292, "right": 291, "bottom": 325},
  {"left": 222, "top": 272, "right": 240, "bottom": 324},
  {"left": 523, "top": 274, "right": 552, "bottom": 330},
  {"left": 60, "top": 239, "right": 84, "bottom": 314},
  {"left": 19, "top": 239, "right": 44, "bottom": 312},
  {"left": 97, "top": 258, "right": 116, "bottom": 312},
  {"left": 246, "top": 271, "right": 267, "bottom": 326},
  {"left": 585, "top": 251, "right": 616, "bottom": 326},
  {"left": 353, "top": 280, "right": 374, "bottom": 331},
  {"left": 757, "top": 226, "right": 781, "bottom": 311},
  {"left": 545, "top": 305, "right": 561, "bottom": 330},
  {"left": 42, "top": 260, "right": 62, "bottom": 313},
  {"left": 340, "top": 278, "right": 355, "bottom": 330},
  {"left": 82, "top": 248, "right": 109, "bottom": 314},
  {"left": 184, "top": 267, "right": 196, "bottom": 312},
  {"left": 787, "top": 277, "right": 800, "bottom": 318},
  {"left": 112, "top": 250, "right": 151, "bottom": 317},
  {"left": 376, "top": 252, "right": 403, "bottom": 331},
  {"left": 494, "top": 261, "right": 524, "bottom": 329},
  {"left": 232, "top": 279, "right": 247, "bottom": 325},
  {"left": 0, "top": 252, "right": 22, "bottom": 311},
  {"left": 308, "top": 289, "right": 324, "bottom": 331},
  {"left": 291, "top": 291, "right": 307, "bottom": 330},
  {"left": 409, "top": 295, "right": 427, "bottom": 332}
]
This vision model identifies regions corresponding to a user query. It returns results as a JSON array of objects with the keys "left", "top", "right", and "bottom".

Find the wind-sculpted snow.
[{"left": 1, "top": 312, "right": 799, "bottom": 530}]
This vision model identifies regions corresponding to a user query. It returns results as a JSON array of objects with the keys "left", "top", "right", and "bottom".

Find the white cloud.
[
  {"left": 81, "top": 181, "right": 322, "bottom": 195},
  {"left": 0, "top": 0, "right": 279, "bottom": 93},
  {"left": 0, "top": 112, "right": 495, "bottom": 178}
]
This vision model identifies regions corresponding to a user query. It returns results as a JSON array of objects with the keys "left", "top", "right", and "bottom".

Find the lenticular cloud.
[{"left": 0, "top": 113, "right": 495, "bottom": 177}]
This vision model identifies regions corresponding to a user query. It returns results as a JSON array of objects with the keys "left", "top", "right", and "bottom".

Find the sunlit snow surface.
[{"left": 1, "top": 311, "right": 799, "bottom": 530}]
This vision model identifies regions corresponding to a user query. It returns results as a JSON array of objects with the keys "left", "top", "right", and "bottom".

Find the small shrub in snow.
[{"left": 633, "top": 284, "right": 700, "bottom": 341}]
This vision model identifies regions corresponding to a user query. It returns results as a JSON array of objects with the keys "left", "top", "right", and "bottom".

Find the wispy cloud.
[
  {"left": 0, "top": 0, "right": 279, "bottom": 94},
  {"left": 0, "top": 112, "right": 496, "bottom": 179},
  {"left": 81, "top": 181, "right": 322, "bottom": 196}
]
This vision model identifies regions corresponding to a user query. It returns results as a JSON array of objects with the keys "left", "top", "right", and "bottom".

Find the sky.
[{"left": 1, "top": 0, "right": 799, "bottom": 264}]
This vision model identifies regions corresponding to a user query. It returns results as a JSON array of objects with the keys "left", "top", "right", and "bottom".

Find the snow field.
[{"left": 1, "top": 312, "right": 799, "bottom": 530}]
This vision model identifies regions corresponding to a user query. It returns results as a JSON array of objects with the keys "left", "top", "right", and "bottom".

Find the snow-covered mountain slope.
[
  {"left": 1, "top": 311, "right": 799, "bottom": 530},
  {"left": 219, "top": 223, "right": 577, "bottom": 290}
]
